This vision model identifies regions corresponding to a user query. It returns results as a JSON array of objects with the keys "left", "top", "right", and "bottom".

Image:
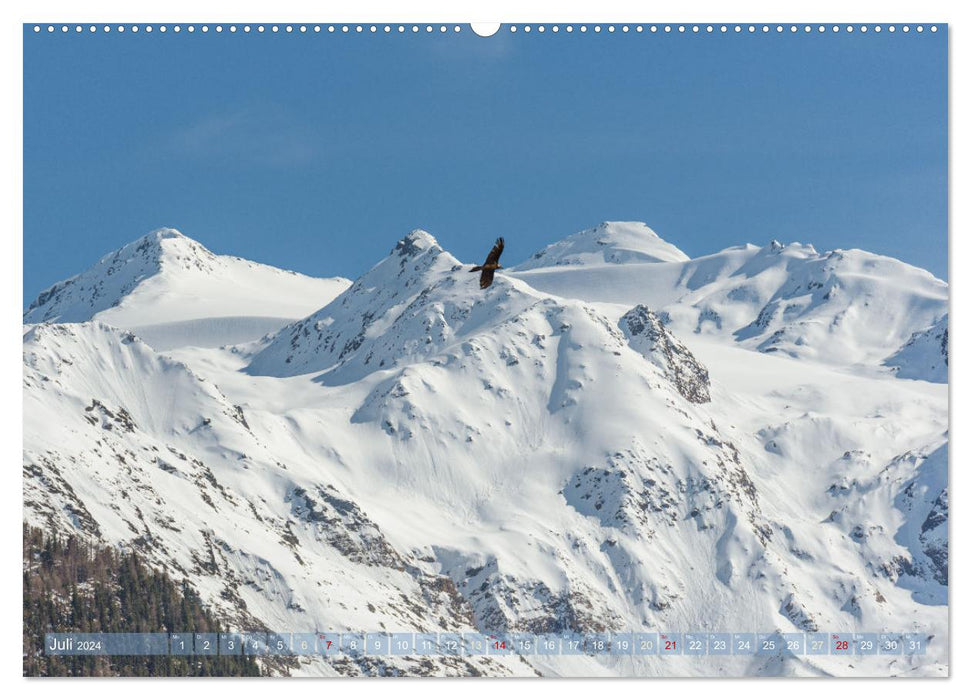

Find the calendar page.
[{"left": 22, "top": 17, "right": 948, "bottom": 679}]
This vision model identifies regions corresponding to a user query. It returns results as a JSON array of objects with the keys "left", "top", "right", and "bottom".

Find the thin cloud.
[{"left": 168, "top": 106, "right": 322, "bottom": 167}]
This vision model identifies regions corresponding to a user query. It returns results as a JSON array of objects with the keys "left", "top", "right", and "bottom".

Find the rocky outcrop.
[{"left": 620, "top": 305, "right": 711, "bottom": 403}]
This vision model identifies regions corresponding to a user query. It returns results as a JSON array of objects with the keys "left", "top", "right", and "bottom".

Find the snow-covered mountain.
[
  {"left": 515, "top": 221, "right": 690, "bottom": 270},
  {"left": 885, "top": 314, "right": 949, "bottom": 383},
  {"left": 24, "top": 228, "right": 350, "bottom": 350},
  {"left": 513, "top": 224, "right": 948, "bottom": 381},
  {"left": 23, "top": 223, "right": 948, "bottom": 677}
]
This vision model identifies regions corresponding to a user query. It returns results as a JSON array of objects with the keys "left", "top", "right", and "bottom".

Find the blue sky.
[{"left": 23, "top": 25, "right": 947, "bottom": 300}]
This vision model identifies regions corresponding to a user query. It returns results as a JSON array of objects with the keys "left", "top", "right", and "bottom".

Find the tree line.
[{"left": 23, "top": 523, "right": 265, "bottom": 677}]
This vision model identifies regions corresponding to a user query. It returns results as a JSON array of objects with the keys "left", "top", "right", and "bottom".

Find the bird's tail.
[{"left": 470, "top": 265, "right": 483, "bottom": 272}]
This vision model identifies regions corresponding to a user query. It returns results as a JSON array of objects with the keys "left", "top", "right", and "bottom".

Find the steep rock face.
[
  {"left": 885, "top": 314, "right": 948, "bottom": 383},
  {"left": 619, "top": 305, "right": 711, "bottom": 403},
  {"left": 892, "top": 443, "right": 949, "bottom": 595},
  {"left": 919, "top": 488, "right": 949, "bottom": 586}
]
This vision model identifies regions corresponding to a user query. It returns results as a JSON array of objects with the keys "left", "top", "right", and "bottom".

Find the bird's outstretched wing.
[
  {"left": 484, "top": 237, "right": 504, "bottom": 267},
  {"left": 479, "top": 267, "right": 496, "bottom": 289}
]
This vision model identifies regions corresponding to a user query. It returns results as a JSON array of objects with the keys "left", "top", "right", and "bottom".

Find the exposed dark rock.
[{"left": 620, "top": 305, "right": 711, "bottom": 403}]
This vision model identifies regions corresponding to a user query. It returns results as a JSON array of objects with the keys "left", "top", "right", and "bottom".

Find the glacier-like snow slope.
[
  {"left": 23, "top": 224, "right": 948, "bottom": 676},
  {"left": 24, "top": 228, "right": 351, "bottom": 350},
  {"left": 512, "top": 223, "right": 948, "bottom": 381},
  {"left": 515, "top": 221, "right": 690, "bottom": 270}
]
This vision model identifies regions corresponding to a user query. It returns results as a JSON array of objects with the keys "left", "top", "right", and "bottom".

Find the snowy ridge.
[
  {"left": 25, "top": 229, "right": 200, "bottom": 324},
  {"left": 515, "top": 221, "right": 690, "bottom": 271},
  {"left": 25, "top": 228, "right": 350, "bottom": 349},
  {"left": 513, "top": 237, "right": 948, "bottom": 381},
  {"left": 23, "top": 223, "right": 948, "bottom": 676},
  {"left": 249, "top": 229, "right": 549, "bottom": 383}
]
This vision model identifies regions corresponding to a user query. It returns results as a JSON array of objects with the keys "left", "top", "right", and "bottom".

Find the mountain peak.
[
  {"left": 763, "top": 239, "right": 818, "bottom": 257},
  {"left": 249, "top": 229, "right": 469, "bottom": 380},
  {"left": 126, "top": 227, "right": 216, "bottom": 264},
  {"left": 391, "top": 229, "right": 441, "bottom": 258},
  {"left": 148, "top": 226, "right": 187, "bottom": 240},
  {"left": 24, "top": 230, "right": 207, "bottom": 324},
  {"left": 24, "top": 227, "right": 350, "bottom": 329},
  {"left": 516, "top": 221, "right": 689, "bottom": 270}
]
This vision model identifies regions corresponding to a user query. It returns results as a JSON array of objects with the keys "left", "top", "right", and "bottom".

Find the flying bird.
[{"left": 470, "top": 237, "right": 505, "bottom": 289}]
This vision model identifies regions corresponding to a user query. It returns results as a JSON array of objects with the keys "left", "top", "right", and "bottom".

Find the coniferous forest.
[{"left": 23, "top": 523, "right": 267, "bottom": 677}]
